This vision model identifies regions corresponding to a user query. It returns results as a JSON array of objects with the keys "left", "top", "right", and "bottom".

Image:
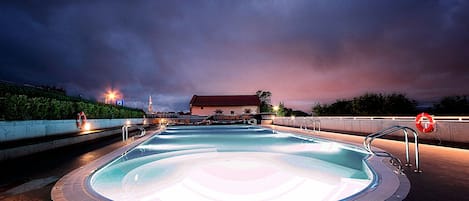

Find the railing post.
[
  {"left": 122, "top": 125, "right": 126, "bottom": 141},
  {"left": 403, "top": 129, "right": 411, "bottom": 166},
  {"left": 122, "top": 125, "right": 129, "bottom": 141},
  {"left": 413, "top": 130, "right": 422, "bottom": 173},
  {"left": 126, "top": 126, "right": 129, "bottom": 140},
  {"left": 364, "top": 125, "right": 422, "bottom": 174},
  {"left": 317, "top": 120, "right": 321, "bottom": 132}
]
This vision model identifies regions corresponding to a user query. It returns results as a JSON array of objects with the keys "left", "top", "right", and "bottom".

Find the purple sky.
[{"left": 1, "top": 1, "right": 468, "bottom": 112}]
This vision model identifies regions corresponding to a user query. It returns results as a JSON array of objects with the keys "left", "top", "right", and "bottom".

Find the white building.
[{"left": 189, "top": 95, "right": 260, "bottom": 116}]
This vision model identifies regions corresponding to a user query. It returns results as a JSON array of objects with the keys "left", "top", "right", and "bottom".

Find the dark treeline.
[
  {"left": 313, "top": 93, "right": 469, "bottom": 116},
  {"left": 431, "top": 96, "right": 469, "bottom": 115},
  {"left": 0, "top": 82, "right": 145, "bottom": 120},
  {"left": 257, "top": 90, "right": 309, "bottom": 116},
  {"left": 275, "top": 102, "right": 309, "bottom": 117}
]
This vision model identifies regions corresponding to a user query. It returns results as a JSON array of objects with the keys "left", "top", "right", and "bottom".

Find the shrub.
[{"left": 0, "top": 82, "right": 144, "bottom": 120}]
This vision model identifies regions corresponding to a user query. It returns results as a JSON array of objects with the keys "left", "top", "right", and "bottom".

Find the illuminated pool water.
[{"left": 89, "top": 125, "right": 375, "bottom": 201}]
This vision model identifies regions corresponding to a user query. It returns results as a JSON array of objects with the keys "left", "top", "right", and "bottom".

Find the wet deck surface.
[
  {"left": 1, "top": 125, "right": 469, "bottom": 200},
  {"left": 0, "top": 129, "right": 150, "bottom": 201}
]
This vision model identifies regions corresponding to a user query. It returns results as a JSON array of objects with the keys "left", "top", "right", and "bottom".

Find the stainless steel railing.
[
  {"left": 298, "top": 117, "right": 321, "bottom": 133},
  {"left": 364, "top": 125, "right": 421, "bottom": 173}
]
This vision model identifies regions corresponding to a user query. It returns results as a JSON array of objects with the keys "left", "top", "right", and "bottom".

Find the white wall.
[
  {"left": 0, "top": 118, "right": 145, "bottom": 142},
  {"left": 273, "top": 116, "right": 469, "bottom": 144},
  {"left": 191, "top": 106, "right": 259, "bottom": 116}
]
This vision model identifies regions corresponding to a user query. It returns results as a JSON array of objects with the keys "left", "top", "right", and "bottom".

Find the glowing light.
[
  {"left": 273, "top": 106, "right": 279, "bottom": 111},
  {"left": 273, "top": 132, "right": 291, "bottom": 138},
  {"left": 83, "top": 123, "right": 91, "bottom": 131},
  {"left": 104, "top": 89, "right": 122, "bottom": 104},
  {"left": 108, "top": 91, "right": 116, "bottom": 100},
  {"left": 137, "top": 144, "right": 216, "bottom": 151},
  {"left": 270, "top": 142, "right": 340, "bottom": 153}
]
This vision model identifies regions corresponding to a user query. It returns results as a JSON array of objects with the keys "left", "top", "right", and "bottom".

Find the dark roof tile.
[{"left": 190, "top": 95, "right": 260, "bottom": 107}]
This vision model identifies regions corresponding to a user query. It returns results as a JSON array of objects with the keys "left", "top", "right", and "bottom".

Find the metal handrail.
[
  {"left": 121, "top": 124, "right": 147, "bottom": 141},
  {"left": 287, "top": 116, "right": 469, "bottom": 122},
  {"left": 364, "top": 125, "right": 421, "bottom": 173},
  {"left": 299, "top": 118, "right": 321, "bottom": 132}
]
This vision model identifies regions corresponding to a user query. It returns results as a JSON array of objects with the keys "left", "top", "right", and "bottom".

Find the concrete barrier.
[
  {"left": 273, "top": 116, "right": 469, "bottom": 144},
  {"left": 0, "top": 126, "right": 145, "bottom": 161},
  {"left": 0, "top": 118, "right": 145, "bottom": 142}
]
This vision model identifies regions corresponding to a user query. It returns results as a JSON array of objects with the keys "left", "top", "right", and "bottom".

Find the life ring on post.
[
  {"left": 415, "top": 112, "right": 435, "bottom": 133},
  {"left": 76, "top": 111, "right": 87, "bottom": 129},
  {"left": 248, "top": 118, "right": 257, "bottom": 125}
]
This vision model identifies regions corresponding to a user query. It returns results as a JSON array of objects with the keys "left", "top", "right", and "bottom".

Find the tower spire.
[{"left": 148, "top": 95, "right": 153, "bottom": 114}]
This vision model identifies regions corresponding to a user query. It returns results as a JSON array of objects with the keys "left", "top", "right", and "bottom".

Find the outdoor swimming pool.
[{"left": 88, "top": 125, "right": 377, "bottom": 201}]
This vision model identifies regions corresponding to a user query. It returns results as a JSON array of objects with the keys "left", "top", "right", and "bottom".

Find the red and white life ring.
[
  {"left": 76, "top": 111, "right": 87, "bottom": 129},
  {"left": 415, "top": 112, "right": 435, "bottom": 133}
]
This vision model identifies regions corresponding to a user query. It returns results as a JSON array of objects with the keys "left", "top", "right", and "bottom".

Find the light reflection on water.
[{"left": 90, "top": 125, "right": 373, "bottom": 201}]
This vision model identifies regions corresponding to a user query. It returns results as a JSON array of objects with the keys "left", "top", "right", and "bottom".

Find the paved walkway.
[
  {"left": 269, "top": 125, "right": 469, "bottom": 201},
  {"left": 0, "top": 128, "right": 158, "bottom": 201}
]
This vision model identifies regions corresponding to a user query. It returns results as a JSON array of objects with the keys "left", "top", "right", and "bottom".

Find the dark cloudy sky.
[{"left": 1, "top": 1, "right": 468, "bottom": 112}]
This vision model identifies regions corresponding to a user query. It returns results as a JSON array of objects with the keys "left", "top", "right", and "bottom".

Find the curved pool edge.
[
  {"left": 51, "top": 129, "right": 163, "bottom": 201},
  {"left": 51, "top": 126, "right": 410, "bottom": 201},
  {"left": 352, "top": 155, "right": 410, "bottom": 201},
  {"left": 268, "top": 126, "right": 410, "bottom": 201}
]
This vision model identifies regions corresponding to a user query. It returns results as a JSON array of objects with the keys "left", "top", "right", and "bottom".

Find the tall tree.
[
  {"left": 256, "top": 90, "right": 272, "bottom": 112},
  {"left": 277, "top": 102, "right": 286, "bottom": 116}
]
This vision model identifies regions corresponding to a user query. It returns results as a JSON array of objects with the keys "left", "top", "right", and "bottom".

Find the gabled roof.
[{"left": 190, "top": 95, "right": 260, "bottom": 107}]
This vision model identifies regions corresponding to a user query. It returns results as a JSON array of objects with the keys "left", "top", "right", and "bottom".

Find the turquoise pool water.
[{"left": 89, "top": 125, "right": 374, "bottom": 201}]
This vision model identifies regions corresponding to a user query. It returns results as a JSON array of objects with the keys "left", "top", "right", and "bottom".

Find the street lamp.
[
  {"left": 273, "top": 105, "right": 279, "bottom": 113},
  {"left": 105, "top": 90, "right": 120, "bottom": 104},
  {"left": 108, "top": 92, "right": 116, "bottom": 103},
  {"left": 273, "top": 105, "right": 279, "bottom": 117}
]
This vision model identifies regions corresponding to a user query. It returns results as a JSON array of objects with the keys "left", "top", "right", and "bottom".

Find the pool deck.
[
  {"left": 3, "top": 124, "right": 469, "bottom": 200},
  {"left": 267, "top": 125, "right": 469, "bottom": 201},
  {"left": 51, "top": 129, "right": 158, "bottom": 201}
]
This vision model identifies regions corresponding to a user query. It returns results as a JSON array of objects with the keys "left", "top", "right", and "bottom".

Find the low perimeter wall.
[
  {"left": 273, "top": 116, "right": 469, "bottom": 144},
  {"left": 0, "top": 118, "right": 146, "bottom": 142}
]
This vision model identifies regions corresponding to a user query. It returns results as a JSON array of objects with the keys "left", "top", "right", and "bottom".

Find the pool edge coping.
[
  {"left": 51, "top": 125, "right": 410, "bottom": 201},
  {"left": 267, "top": 125, "right": 410, "bottom": 201},
  {"left": 51, "top": 129, "right": 162, "bottom": 201}
]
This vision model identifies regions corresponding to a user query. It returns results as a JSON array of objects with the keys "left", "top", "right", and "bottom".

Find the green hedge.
[
  {"left": 0, "top": 82, "right": 77, "bottom": 102},
  {"left": 0, "top": 94, "right": 144, "bottom": 120},
  {"left": 0, "top": 82, "right": 145, "bottom": 120}
]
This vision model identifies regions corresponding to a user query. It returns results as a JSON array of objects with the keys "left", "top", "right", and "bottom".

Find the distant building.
[{"left": 190, "top": 95, "right": 260, "bottom": 116}]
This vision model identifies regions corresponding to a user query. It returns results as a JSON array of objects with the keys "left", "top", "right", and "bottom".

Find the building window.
[
  {"left": 215, "top": 109, "right": 223, "bottom": 114},
  {"left": 244, "top": 108, "right": 251, "bottom": 114},
  {"left": 201, "top": 107, "right": 204, "bottom": 110},
  {"left": 231, "top": 111, "right": 234, "bottom": 115}
]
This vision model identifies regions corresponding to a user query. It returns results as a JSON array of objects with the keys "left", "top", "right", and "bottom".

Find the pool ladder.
[
  {"left": 299, "top": 118, "right": 321, "bottom": 133},
  {"left": 364, "top": 125, "right": 421, "bottom": 173}
]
